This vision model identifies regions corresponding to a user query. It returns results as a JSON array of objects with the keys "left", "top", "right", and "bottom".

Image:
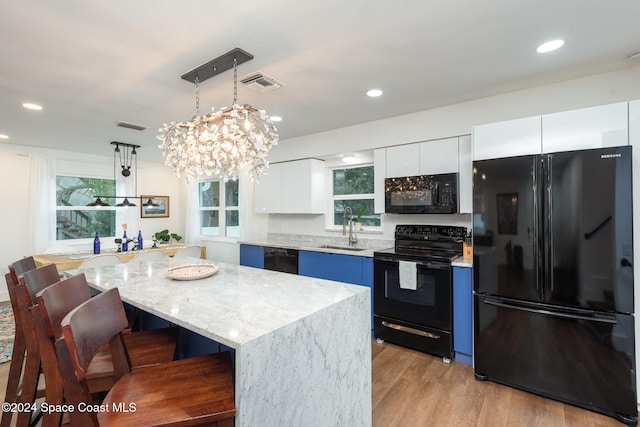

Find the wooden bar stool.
[
  {"left": 2, "top": 257, "right": 41, "bottom": 427},
  {"left": 57, "top": 287, "right": 235, "bottom": 426},
  {"left": 23, "top": 270, "right": 179, "bottom": 427},
  {"left": 8, "top": 256, "right": 37, "bottom": 286}
]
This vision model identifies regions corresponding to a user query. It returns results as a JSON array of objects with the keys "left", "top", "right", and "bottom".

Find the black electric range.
[{"left": 373, "top": 225, "right": 467, "bottom": 360}]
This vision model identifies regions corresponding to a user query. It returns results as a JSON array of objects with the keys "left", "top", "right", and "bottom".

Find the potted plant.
[
  {"left": 350, "top": 208, "right": 366, "bottom": 231},
  {"left": 153, "top": 229, "right": 183, "bottom": 246}
]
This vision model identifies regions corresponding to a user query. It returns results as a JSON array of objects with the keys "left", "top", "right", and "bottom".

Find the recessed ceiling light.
[
  {"left": 270, "top": 116, "right": 283, "bottom": 122},
  {"left": 23, "top": 102, "right": 43, "bottom": 111},
  {"left": 366, "top": 89, "right": 383, "bottom": 97},
  {"left": 536, "top": 39, "right": 565, "bottom": 54},
  {"left": 342, "top": 153, "right": 357, "bottom": 164},
  {"left": 0, "top": 134, "right": 9, "bottom": 139}
]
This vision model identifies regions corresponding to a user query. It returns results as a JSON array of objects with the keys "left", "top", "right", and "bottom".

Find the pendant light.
[
  {"left": 86, "top": 142, "right": 142, "bottom": 207},
  {"left": 157, "top": 47, "right": 279, "bottom": 183}
]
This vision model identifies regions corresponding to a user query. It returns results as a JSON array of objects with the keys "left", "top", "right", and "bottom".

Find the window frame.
[
  {"left": 326, "top": 163, "right": 381, "bottom": 231},
  {"left": 197, "top": 179, "right": 240, "bottom": 238},
  {"left": 55, "top": 173, "right": 118, "bottom": 243}
]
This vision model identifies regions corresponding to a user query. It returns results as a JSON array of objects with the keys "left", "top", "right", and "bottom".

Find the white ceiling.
[{"left": 1, "top": 0, "right": 640, "bottom": 162}]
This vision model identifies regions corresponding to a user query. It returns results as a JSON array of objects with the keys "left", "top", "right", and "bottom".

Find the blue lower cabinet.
[
  {"left": 298, "top": 250, "right": 363, "bottom": 283},
  {"left": 453, "top": 266, "right": 472, "bottom": 364},
  {"left": 299, "top": 251, "right": 374, "bottom": 333},
  {"left": 240, "top": 244, "right": 264, "bottom": 268},
  {"left": 178, "top": 329, "right": 234, "bottom": 364},
  {"left": 138, "top": 310, "right": 173, "bottom": 330}
]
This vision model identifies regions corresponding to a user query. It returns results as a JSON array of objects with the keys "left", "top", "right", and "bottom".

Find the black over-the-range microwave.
[{"left": 384, "top": 173, "right": 458, "bottom": 214}]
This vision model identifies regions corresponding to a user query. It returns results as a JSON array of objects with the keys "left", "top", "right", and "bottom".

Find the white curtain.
[
  {"left": 184, "top": 180, "right": 200, "bottom": 244},
  {"left": 28, "top": 152, "right": 56, "bottom": 254},
  {"left": 239, "top": 172, "right": 267, "bottom": 241}
]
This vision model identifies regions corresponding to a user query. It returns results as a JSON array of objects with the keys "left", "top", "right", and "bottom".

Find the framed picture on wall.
[
  {"left": 140, "top": 195, "right": 170, "bottom": 218},
  {"left": 496, "top": 193, "right": 518, "bottom": 235}
]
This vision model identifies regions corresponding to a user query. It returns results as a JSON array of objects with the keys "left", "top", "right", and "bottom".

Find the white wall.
[
  {"left": 0, "top": 145, "right": 32, "bottom": 298},
  {"left": 271, "top": 65, "right": 640, "bottom": 163}
]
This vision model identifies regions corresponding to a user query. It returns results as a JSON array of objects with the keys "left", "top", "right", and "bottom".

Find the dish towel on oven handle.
[{"left": 399, "top": 261, "right": 417, "bottom": 290}]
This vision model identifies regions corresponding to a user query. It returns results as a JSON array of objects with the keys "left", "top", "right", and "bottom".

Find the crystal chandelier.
[{"left": 157, "top": 49, "right": 278, "bottom": 183}]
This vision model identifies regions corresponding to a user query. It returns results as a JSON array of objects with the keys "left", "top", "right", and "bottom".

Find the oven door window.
[{"left": 374, "top": 259, "right": 452, "bottom": 331}]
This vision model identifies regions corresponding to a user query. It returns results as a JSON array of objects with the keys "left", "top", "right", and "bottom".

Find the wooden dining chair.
[
  {"left": 78, "top": 253, "right": 122, "bottom": 268},
  {"left": 172, "top": 245, "right": 202, "bottom": 259},
  {"left": 58, "top": 287, "right": 235, "bottom": 426},
  {"left": 128, "top": 249, "right": 167, "bottom": 264},
  {"left": 2, "top": 256, "right": 41, "bottom": 427}
]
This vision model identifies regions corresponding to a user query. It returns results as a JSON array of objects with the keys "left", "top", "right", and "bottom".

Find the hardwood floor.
[
  {"left": 0, "top": 340, "right": 629, "bottom": 426},
  {"left": 372, "top": 340, "right": 625, "bottom": 427}
]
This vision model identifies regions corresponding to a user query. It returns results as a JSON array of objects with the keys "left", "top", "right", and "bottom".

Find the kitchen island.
[{"left": 66, "top": 258, "right": 372, "bottom": 427}]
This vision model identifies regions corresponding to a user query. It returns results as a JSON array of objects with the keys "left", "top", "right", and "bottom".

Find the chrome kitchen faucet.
[{"left": 343, "top": 206, "right": 358, "bottom": 246}]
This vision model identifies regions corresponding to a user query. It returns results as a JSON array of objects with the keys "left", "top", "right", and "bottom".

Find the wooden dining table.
[{"left": 33, "top": 243, "right": 206, "bottom": 273}]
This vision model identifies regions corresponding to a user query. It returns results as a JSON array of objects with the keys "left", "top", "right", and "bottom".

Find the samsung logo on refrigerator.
[{"left": 601, "top": 153, "right": 622, "bottom": 158}]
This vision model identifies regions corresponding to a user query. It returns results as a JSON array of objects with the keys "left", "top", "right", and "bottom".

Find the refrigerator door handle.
[
  {"left": 483, "top": 297, "right": 618, "bottom": 324},
  {"left": 546, "top": 155, "right": 555, "bottom": 293},
  {"left": 533, "top": 157, "right": 540, "bottom": 292}
]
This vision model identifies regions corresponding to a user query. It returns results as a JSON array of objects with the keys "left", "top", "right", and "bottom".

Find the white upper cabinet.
[
  {"left": 419, "top": 137, "right": 459, "bottom": 175},
  {"left": 373, "top": 148, "right": 386, "bottom": 214},
  {"left": 458, "top": 135, "right": 472, "bottom": 214},
  {"left": 282, "top": 159, "right": 325, "bottom": 213},
  {"left": 386, "top": 138, "right": 460, "bottom": 178},
  {"left": 254, "top": 164, "right": 282, "bottom": 213},
  {"left": 254, "top": 159, "right": 325, "bottom": 214},
  {"left": 542, "top": 102, "right": 629, "bottom": 152},
  {"left": 385, "top": 144, "right": 420, "bottom": 178},
  {"left": 473, "top": 116, "right": 542, "bottom": 160}
]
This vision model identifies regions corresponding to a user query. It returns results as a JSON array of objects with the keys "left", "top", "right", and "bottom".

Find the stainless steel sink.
[{"left": 317, "top": 244, "right": 367, "bottom": 252}]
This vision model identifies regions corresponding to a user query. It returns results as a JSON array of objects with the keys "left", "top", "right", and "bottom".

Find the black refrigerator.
[{"left": 473, "top": 146, "right": 636, "bottom": 425}]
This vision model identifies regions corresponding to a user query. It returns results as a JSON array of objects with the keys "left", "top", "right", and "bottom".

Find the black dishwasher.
[{"left": 263, "top": 247, "right": 299, "bottom": 274}]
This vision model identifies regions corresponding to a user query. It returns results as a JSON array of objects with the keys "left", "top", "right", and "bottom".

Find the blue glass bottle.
[
  {"left": 122, "top": 230, "right": 128, "bottom": 251},
  {"left": 93, "top": 232, "right": 101, "bottom": 254},
  {"left": 137, "top": 230, "right": 143, "bottom": 250}
]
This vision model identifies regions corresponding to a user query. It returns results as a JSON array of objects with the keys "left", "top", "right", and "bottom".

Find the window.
[
  {"left": 56, "top": 176, "right": 116, "bottom": 240},
  {"left": 331, "top": 165, "right": 380, "bottom": 228},
  {"left": 198, "top": 180, "right": 239, "bottom": 238}
]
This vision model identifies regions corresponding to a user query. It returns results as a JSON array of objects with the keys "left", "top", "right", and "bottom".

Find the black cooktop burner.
[{"left": 374, "top": 224, "right": 467, "bottom": 262}]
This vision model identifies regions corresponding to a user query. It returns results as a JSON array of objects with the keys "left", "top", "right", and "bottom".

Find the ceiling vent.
[
  {"left": 240, "top": 71, "right": 284, "bottom": 93},
  {"left": 117, "top": 121, "right": 147, "bottom": 131}
]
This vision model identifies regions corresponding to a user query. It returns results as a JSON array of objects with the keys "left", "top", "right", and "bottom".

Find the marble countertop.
[
  {"left": 67, "top": 257, "right": 370, "bottom": 349},
  {"left": 451, "top": 256, "right": 473, "bottom": 268},
  {"left": 239, "top": 233, "right": 394, "bottom": 257}
]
